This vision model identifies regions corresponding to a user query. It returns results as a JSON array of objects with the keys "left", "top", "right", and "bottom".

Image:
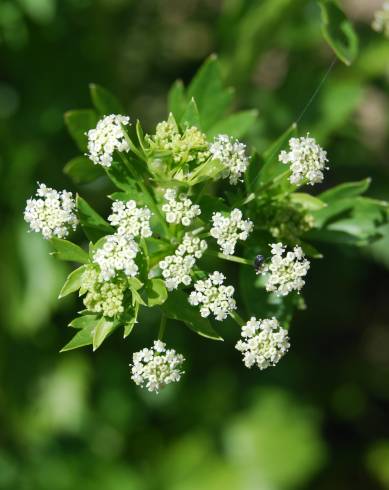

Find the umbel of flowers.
[{"left": 23, "top": 58, "right": 386, "bottom": 394}]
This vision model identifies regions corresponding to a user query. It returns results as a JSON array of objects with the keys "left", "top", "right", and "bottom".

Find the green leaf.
[
  {"left": 123, "top": 302, "right": 139, "bottom": 338},
  {"left": 239, "top": 267, "right": 304, "bottom": 328},
  {"left": 89, "top": 83, "right": 124, "bottom": 115},
  {"left": 168, "top": 80, "right": 187, "bottom": 121},
  {"left": 128, "top": 277, "right": 146, "bottom": 306},
  {"left": 50, "top": 237, "right": 89, "bottom": 264},
  {"left": 245, "top": 152, "right": 263, "bottom": 192},
  {"left": 76, "top": 195, "right": 114, "bottom": 242},
  {"left": 93, "top": 317, "right": 118, "bottom": 351},
  {"left": 145, "top": 278, "right": 168, "bottom": 307},
  {"left": 257, "top": 123, "right": 297, "bottom": 186},
  {"left": 105, "top": 160, "right": 136, "bottom": 192},
  {"left": 188, "top": 158, "right": 225, "bottom": 185},
  {"left": 319, "top": 0, "right": 358, "bottom": 66},
  {"left": 187, "top": 54, "right": 233, "bottom": 130},
  {"left": 310, "top": 197, "right": 388, "bottom": 245},
  {"left": 161, "top": 290, "right": 223, "bottom": 341},
  {"left": 198, "top": 194, "right": 229, "bottom": 222},
  {"left": 58, "top": 265, "right": 86, "bottom": 298},
  {"left": 207, "top": 110, "right": 258, "bottom": 139},
  {"left": 180, "top": 98, "right": 201, "bottom": 129},
  {"left": 69, "top": 314, "right": 98, "bottom": 329},
  {"left": 60, "top": 323, "right": 95, "bottom": 352},
  {"left": 319, "top": 178, "right": 371, "bottom": 203},
  {"left": 290, "top": 193, "right": 327, "bottom": 211},
  {"left": 64, "top": 109, "right": 98, "bottom": 152},
  {"left": 64, "top": 156, "right": 105, "bottom": 184}
]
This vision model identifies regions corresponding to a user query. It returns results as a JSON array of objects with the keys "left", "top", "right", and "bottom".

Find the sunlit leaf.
[
  {"left": 50, "top": 238, "right": 89, "bottom": 264},
  {"left": 59, "top": 265, "right": 86, "bottom": 298}
]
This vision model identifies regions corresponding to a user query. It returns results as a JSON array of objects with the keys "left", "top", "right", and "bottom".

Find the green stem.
[
  {"left": 158, "top": 314, "right": 167, "bottom": 340},
  {"left": 206, "top": 250, "right": 252, "bottom": 266},
  {"left": 230, "top": 310, "right": 245, "bottom": 327}
]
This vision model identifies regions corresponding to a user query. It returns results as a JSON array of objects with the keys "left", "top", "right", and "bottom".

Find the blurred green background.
[{"left": 1, "top": 0, "right": 389, "bottom": 488}]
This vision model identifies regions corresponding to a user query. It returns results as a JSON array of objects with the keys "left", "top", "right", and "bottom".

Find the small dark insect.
[{"left": 254, "top": 254, "right": 265, "bottom": 274}]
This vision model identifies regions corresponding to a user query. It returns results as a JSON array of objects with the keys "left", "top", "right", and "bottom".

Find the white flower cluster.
[
  {"left": 108, "top": 200, "right": 152, "bottom": 238},
  {"left": 265, "top": 243, "right": 310, "bottom": 296},
  {"left": 235, "top": 317, "right": 290, "bottom": 370},
  {"left": 130, "top": 340, "right": 185, "bottom": 392},
  {"left": 189, "top": 271, "right": 236, "bottom": 321},
  {"left": 159, "top": 233, "right": 207, "bottom": 290},
  {"left": 372, "top": 2, "right": 389, "bottom": 37},
  {"left": 162, "top": 189, "right": 201, "bottom": 226},
  {"left": 210, "top": 208, "right": 253, "bottom": 255},
  {"left": 279, "top": 134, "right": 328, "bottom": 186},
  {"left": 81, "top": 267, "right": 125, "bottom": 318},
  {"left": 24, "top": 183, "right": 78, "bottom": 239},
  {"left": 93, "top": 234, "right": 138, "bottom": 281},
  {"left": 209, "top": 134, "right": 249, "bottom": 185},
  {"left": 87, "top": 114, "right": 130, "bottom": 168}
]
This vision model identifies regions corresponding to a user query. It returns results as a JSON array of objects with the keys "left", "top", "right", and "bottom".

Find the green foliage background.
[{"left": 0, "top": 0, "right": 388, "bottom": 488}]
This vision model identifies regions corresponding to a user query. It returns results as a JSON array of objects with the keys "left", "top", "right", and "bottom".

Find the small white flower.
[
  {"left": 235, "top": 317, "right": 290, "bottom": 370},
  {"left": 210, "top": 208, "right": 253, "bottom": 256},
  {"left": 87, "top": 114, "right": 130, "bottom": 168},
  {"left": 24, "top": 183, "right": 78, "bottom": 239},
  {"left": 162, "top": 188, "right": 201, "bottom": 226},
  {"left": 130, "top": 340, "right": 185, "bottom": 393},
  {"left": 372, "top": 2, "right": 389, "bottom": 37},
  {"left": 159, "top": 233, "right": 207, "bottom": 290},
  {"left": 93, "top": 234, "right": 139, "bottom": 281},
  {"left": 209, "top": 134, "right": 249, "bottom": 185},
  {"left": 279, "top": 134, "right": 328, "bottom": 186},
  {"left": 108, "top": 200, "right": 152, "bottom": 239},
  {"left": 265, "top": 242, "right": 310, "bottom": 296},
  {"left": 81, "top": 266, "right": 125, "bottom": 317},
  {"left": 188, "top": 271, "right": 236, "bottom": 321}
]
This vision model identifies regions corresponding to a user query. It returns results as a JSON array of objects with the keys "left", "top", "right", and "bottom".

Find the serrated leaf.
[
  {"left": 76, "top": 195, "right": 114, "bottom": 242},
  {"left": 207, "top": 110, "right": 258, "bottom": 139},
  {"left": 319, "top": 0, "right": 358, "bottom": 66},
  {"left": 60, "top": 323, "right": 95, "bottom": 352},
  {"left": 319, "top": 178, "right": 371, "bottom": 203},
  {"left": 93, "top": 317, "right": 118, "bottom": 351},
  {"left": 168, "top": 80, "right": 187, "bottom": 121},
  {"left": 50, "top": 237, "right": 89, "bottom": 264},
  {"left": 64, "top": 109, "right": 98, "bottom": 152},
  {"left": 64, "top": 156, "right": 105, "bottom": 184},
  {"left": 59, "top": 265, "right": 86, "bottom": 298},
  {"left": 161, "top": 290, "right": 223, "bottom": 341},
  {"left": 69, "top": 314, "right": 98, "bottom": 329},
  {"left": 89, "top": 83, "right": 124, "bottom": 115},
  {"left": 145, "top": 278, "right": 168, "bottom": 307}
]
